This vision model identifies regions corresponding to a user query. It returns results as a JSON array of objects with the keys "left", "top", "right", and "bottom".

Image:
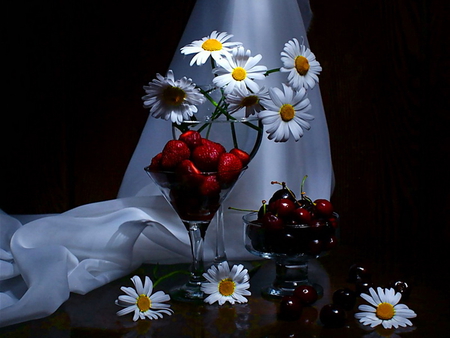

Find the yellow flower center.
[
  {"left": 218, "top": 278, "right": 236, "bottom": 296},
  {"left": 162, "top": 86, "right": 186, "bottom": 106},
  {"left": 295, "top": 55, "right": 310, "bottom": 76},
  {"left": 376, "top": 303, "right": 395, "bottom": 320},
  {"left": 232, "top": 67, "right": 247, "bottom": 81},
  {"left": 241, "top": 95, "right": 259, "bottom": 107},
  {"left": 202, "top": 38, "right": 223, "bottom": 51},
  {"left": 279, "top": 104, "right": 296, "bottom": 121},
  {"left": 136, "top": 294, "right": 151, "bottom": 312}
]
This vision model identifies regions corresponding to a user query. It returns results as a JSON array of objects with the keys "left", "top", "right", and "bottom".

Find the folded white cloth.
[{"left": 0, "top": 0, "right": 334, "bottom": 328}]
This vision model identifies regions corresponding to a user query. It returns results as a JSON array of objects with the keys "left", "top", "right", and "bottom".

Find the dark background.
[{"left": 3, "top": 1, "right": 450, "bottom": 280}]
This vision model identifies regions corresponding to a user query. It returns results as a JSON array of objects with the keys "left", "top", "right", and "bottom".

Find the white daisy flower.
[
  {"left": 258, "top": 83, "right": 313, "bottom": 142},
  {"left": 355, "top": 287, "right": 417, "bottom": 330},
  {"left": 142, "top": 70, "right": 205, "bottom": 124},
  {"left": 115, "top": 275, "right": 173, "bottom": 321},
  {"left": 226, "top": 86, "right": 269, "bottom": 117},
  {"left": 212, "top": 46, "right": 268, "bottom": 95},
  {"left": 280, "top": 37, "right": 322, "bottom": 90},
  {"left": 201, "top": 261, "right": 251, "bottom": 305},
  {"left": 180, "top": 31, "right": 242, "bottom": 66}
]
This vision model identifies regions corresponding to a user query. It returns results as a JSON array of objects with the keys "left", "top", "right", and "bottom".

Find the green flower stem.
[
  {"left": 264, "top": 68, "right": 281, "bottom": 76},
  {"left": 152, "top": 269, "right": 190, "bottom": 289}
]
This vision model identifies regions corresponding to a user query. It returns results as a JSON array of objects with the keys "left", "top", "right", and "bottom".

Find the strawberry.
[
  {"left": 217, "top": 152, "right": 243, "bottom": 184},
  {"left": 201, "top": 138, "right": 226, "bottom": 154},
  {"left": 176, "top": 159, "right": 203, "bottom": 187},
  {"left": 148, "top": 152, "right": 163, "bottom": 171},
  {"left": 230, "top": 148, "right": 250, "bottom": 167},
  {"left": 199, "top": 174, "right": 221, "bottom": 197},
  {"left": 179, "top": 130, "right": 202, "bottom": 150},
  {"left": 160, "top": 140, "right": 191, "bottom": 170},
  {"left": 191, "top": 142, "right": 225, "bottom": 172}
]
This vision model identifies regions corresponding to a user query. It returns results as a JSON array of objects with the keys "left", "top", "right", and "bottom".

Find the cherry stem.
[{"left": 228, "top": 206, "right": 258, "bottom": 212}]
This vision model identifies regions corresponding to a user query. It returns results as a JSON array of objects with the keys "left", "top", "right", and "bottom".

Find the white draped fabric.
[{"left": 0, "top": 0, "right": 333, "bottom": 328}]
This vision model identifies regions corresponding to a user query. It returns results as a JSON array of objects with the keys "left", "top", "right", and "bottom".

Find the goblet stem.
[
  {"left": 187, "top": 221, "right": 206, "bottom": 284},
  {"left": 214, "top": 205, "right": 227, "bottom": 265},
  {"left": 170, "top": 220, "right": 209, "bottom": 302}
]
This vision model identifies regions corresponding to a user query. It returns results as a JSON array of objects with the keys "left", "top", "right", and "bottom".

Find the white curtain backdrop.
[{"left": 0, "top": 0, "right": 333, "bottom": 328}]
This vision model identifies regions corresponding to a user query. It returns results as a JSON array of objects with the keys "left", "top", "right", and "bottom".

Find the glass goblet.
[
  {"left": 243, "top": 211, "right": 339, "bottom": 299},
  {"left": 145, "top": 166, "right": 246, "bottom": 302},
  {"left": 172, "top": 118, "right": 262, "bottom": 265}
]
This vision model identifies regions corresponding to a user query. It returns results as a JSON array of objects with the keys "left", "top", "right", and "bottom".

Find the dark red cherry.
[
  {"left": 293, "top": 285, "right": 318, "bottom": 306},
  {"left": 332, "top": 288, "right": 357, "bottom": 311},
  {"left": 269, "top": 198, "right": 296, "bottom": 219},
  {"left": 261, "top": 212, "right": 284, "bottom": 230},
  {"left": 308, "top": 238, "right": 323, "bottom": 256},
  {"left": 347, "top": 264, "right": 371, "bottom": 283},
  {"left": 257, "top": 200, "right": 268, "bottom": 220},
  {"left": 323, "top": 235, "right": 338, "bottom": 250},
  {"left": 327, "top": 215, "right": 339, "bottom": 229},
  {"left": 319, "top": 304, "right": 346, "bottom": 328},
  {"left": 269, "top": 188, "right": 296, "bottom": 204},
  {"left": 291, "top": 207, "right": 312, "bottom": 224},
  {"left": 389, "top": 280, "right": 411, "bottom": 300},
  {"left": 314, "top": 199, "right": 334, "bottom": 217},
  {"left": 355, "top": 279, "right": 374, "bottom": 296},
  {"left": 279, "top": 295, "right": 303, "bottom": 321}
]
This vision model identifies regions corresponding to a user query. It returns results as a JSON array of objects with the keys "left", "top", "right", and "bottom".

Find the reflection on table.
[{"left": 1, "top": 245, "right": 448, "bottom": 337}]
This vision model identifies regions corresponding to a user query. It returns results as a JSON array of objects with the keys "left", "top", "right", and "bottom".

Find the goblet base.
[
  {"left": 169, "top": 278, "right": 206, "bottom": 303},
  {"left": 260, "top": 258, "right": 324, "bottom": 300}
]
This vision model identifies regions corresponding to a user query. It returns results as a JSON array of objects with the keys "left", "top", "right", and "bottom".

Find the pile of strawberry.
[
  {"left": 146, "top": 130, "right": 250, "bottom": 221},
  {"left": 246, "top": 182, "right": 339, "bottom": 257}
]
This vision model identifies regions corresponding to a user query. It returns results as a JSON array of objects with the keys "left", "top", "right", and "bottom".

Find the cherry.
[
  {"left": 314, "top": 199, "right": 334, "bottom": 217},
  {"left": 261, "top": 212, "right": 284, "bottom": 230},
  {"left": 279, "top": 296, "right": 303, "bottom": 321},
  {"left": 327, "top": 215, "right": 339, "bottom": 229},
  {"left": 291, "top": 207, "right": 312, "bottom": 224},
  {"left": 347, "top": 264, "right": 372, "bottom": 283},
  {"left": 293, "top": 285, "right": 318, "bottom": 306},
  {"left": 323, "top": 235, "right": 338, "bottom": 251},
  {"left": 257, "top": 200, "right": 268, "bottom": 220},
  {"left": 355, "top": 279, "right": 374, "bottom": 296},
  {"left": 269, "top": 198, "right": 296, "bottom": 219},
  {"left": 332, "top": 288, "right": 357, "bottom": 311},
  {"left": 308, "top": 238, "right": 323, "bottom": 256},
  {"left": 389, "top": 280, "right": 411, "bottom": 300},
  {"left": 269, "top": 187, "right": 296, "bottom": 204},
  {"left": 319, "top": 304, "right": 346, "bottom": 328}
]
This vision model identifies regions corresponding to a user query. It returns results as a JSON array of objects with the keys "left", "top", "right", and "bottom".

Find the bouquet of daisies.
[{"left": 142, "top": 31, "right": 321, "bottom": 143}]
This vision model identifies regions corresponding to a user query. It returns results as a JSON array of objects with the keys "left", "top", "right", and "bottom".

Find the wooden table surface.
[{"left": 1, "top": 244, "right": 449, "bottom": 337}]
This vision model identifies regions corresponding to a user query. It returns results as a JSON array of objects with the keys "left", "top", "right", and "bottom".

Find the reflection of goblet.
[
  {"left": 243, "top": 211, "right": 339, "bottom": 299},
  {"left": 146, "top": 166, "right": 246, "bottom": 302}
]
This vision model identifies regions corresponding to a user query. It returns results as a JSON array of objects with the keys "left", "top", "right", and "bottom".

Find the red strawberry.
[
  {"left": 201, "top": 139, "right": 226, "bottom": 154},
  {"left": 176, "top": 159, "right": 203, "bottom": 187},
  {"left": 160, "top": 140, "right": 190, "bottom": 170},
  {"left": 191, "top": 143, "right": 225, "bottom": 172},
  {"left": 179, "top": 130, "right": 202, "bottom": 150},
  {"left": 148, "top": 152, "right": 162, "bottom": 170},
  {"left": 199, "top": 175, "right": 221, "bottom": 197},
  {"left": 217, "top": 152, "right": 243, "bottom": 184},
  {"left": 230, "top": 148, "right": 250, "bottom": 167}
]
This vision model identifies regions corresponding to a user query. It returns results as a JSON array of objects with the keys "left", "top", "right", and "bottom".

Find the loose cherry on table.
[
  {"left": 319, "top": 303, "right": 347, "bottom": 328},
  {"left": 347, "top": 263, "right": 372, "bottom": 283},
  {"left": 293, "top": 285, "right": 319, "bottom": 306},
  {"left": 278, "top": 296, "right": 303, "bottom": 321},
  {"left": 332, "top": 288, "right": 357, "bottom": 311},
  {"left": 389, "top": 280, "right": 411, "bottom": 300}
]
